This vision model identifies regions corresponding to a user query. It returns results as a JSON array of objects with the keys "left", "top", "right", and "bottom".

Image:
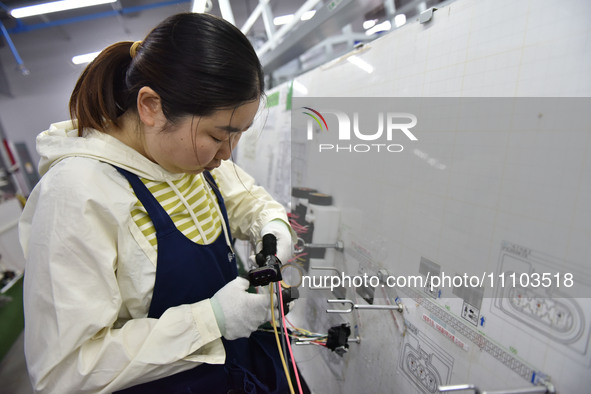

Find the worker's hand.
[
  {"left": 259, "top": 220, "right": 294, "bottom": 265},
  {"left": 210, "top": 277, "right": 272, "bottom": 340}
]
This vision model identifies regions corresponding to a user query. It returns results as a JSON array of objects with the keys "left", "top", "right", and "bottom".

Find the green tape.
[
  {"left": 266, "top": 92, "right": 280, "bottom": 108},
  {"left": 286, "top": 81, "right": 293, "bottom": 110}
]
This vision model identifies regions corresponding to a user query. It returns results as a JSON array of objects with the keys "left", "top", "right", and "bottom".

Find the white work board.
[{"left": 234, "top": 0, "right": 591, "bottom": 393}]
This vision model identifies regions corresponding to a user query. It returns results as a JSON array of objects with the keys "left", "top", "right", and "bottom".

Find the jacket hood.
[{"left": 36, "top": 121, "right": 184, "bottom": 181}]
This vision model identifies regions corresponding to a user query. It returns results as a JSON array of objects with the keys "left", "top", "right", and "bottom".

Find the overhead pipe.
[
  {"left": 0, "top": 21, "right": 29, "bottom": 75},
  {"left": 6, "top": 0, "right": 191, "bottom": 34},
  {"left": 0, "top": 2, "right": 28, "bottom": 74}
]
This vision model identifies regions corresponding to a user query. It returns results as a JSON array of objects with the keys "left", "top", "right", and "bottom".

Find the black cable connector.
[
  {"left": 256, "top": 233, "right": 277, "bottom": 267},
  {"left": 281, "top": 287, "right": 299, "bottom": 314},
  {"left": 326, "top": 323, "right": 351, "bottom": 356},
  {"left": 249, "top": 234, "right": 282, "bottom": 287}
]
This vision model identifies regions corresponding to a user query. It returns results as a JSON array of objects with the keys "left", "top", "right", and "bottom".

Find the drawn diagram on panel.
[
  {"left": 399, "top": 321, "right": 454, "bottom": 393},
  {"left": 492, "top": 241, "right": 591, "bottom": 365}
]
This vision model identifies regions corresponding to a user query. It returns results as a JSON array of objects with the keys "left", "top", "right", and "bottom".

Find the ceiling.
[
  {"left": 0, "top": 0, "right": 445, "bottom": 90},
  {"left": 0, "top": 0, "right": 324, "bottom": 43}
]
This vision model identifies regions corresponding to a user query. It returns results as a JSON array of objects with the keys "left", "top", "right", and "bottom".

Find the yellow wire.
[
  {"left": 270, "top": 284, "right": 295, "bottom": 394},
  {"left": 285, "top": 321, "right": 317, "bottom": 337}
]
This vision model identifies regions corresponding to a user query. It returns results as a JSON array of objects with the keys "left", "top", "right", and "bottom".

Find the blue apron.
[{"left": 113, "top": 167, "right": 289, "bottom": 394}]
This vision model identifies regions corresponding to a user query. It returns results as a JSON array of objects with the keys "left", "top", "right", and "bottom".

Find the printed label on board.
[{"left": 423, "top": 314, "right": 469, "bottom": 351}]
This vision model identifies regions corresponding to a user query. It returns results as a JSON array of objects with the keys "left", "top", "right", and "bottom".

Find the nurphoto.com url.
[{"left": 301, "top": 271, "right": 574, "bottom": 292}]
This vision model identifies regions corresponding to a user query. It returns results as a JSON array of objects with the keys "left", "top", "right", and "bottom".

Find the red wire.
[{"left": 278, "top": 284, "right": 304, "bottom": 394}]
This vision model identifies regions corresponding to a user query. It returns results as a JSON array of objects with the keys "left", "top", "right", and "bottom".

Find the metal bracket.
[
  {"left": 419, "top": 7, "right": 437, "bottom": 24},
  {"left": 305, "top": 241, "right": 344, "bottom": 250},
  {"left": 326, "top": 299, "right": 403, "bottom": 313},
  {"left": 295, "top": 238, "right": 344, "bottom": 253},
  {"left": 438, "top": 381, "right": 556, "bottom": 394},
  {"left": 295, "top": 336, "right": 361, "bottom": 346}
]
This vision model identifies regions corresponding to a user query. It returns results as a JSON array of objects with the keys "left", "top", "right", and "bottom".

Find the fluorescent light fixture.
[
  {"left": 394, "top": 14, "right": 406, "bottom": 28},
  {"left": 273, "top": 14, "right": 294, "bottom": 26},
  {"left": 365, "top": 20, "right": 392, "bottom": 36},
  {"left": 347, "top": 55, "right": 373, "bottom": 74},
  {"left": 363, "top": 19, "right": 377, "bottom": 30},
  {"left": 274, "top": 10, "right": 316, "bottom": 26},
  {"left": 191, "top": 0, "right": 207, "bottom": 13},
  {"left": 72, "top": 51, "right": 100, "bottom": 65},
  {"left": 11, "top": 0, "right": 116, "bottom": 18},
  {"left": 301, "top": 10, "right": 316, "bottom": 21}
]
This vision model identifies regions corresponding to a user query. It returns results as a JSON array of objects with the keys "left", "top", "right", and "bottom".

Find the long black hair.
[{"left": 69, "top": 12, "right": 264, "bottom": 135}]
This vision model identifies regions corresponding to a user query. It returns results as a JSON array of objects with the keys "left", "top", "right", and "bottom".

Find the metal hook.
[
  {"left": 306, "top": 266, "right": 342, "bottom": 290},
  {"left": 326, "top": 299, "right": 404, "bottom": 313},
  {"left": 305, "top": 241, "right": 344, "bottom": 250},
  {"left": 310, "top": 266, "right": 340, "bottom": 273},
  {"left": 438, "top": 382, "right": 555, "bottom": 394},
  {"left": 295, "top": 238, "right": 344, "bottom": 253},
  {"left": 438, "top": 385, "right": 480, "bottom": 393},
  {"left": 295, "top": 336, "right": 361, "bottom": 346}
]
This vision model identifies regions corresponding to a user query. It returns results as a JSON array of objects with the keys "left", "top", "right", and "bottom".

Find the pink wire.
[
  {"left": 278, "top": 284, "right": 304, "bottom": 394},
  {"left": 285, "top": 315, "right": 296, "bottom": 329}
]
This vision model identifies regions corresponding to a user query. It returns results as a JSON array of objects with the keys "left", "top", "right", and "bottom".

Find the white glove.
[
  {"left": 210, "top": 277, "right": 271, "bottom": 340},
  {"left": 259, "top": 220, "right": 294, "bottom": 265}
]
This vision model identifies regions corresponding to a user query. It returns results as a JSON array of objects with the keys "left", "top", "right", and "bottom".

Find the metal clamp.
[
  {"left": 438, "top": 381, "right": 556, "bottom": 394},
  {"left": 295, "top": 336, "right": 361, "bottom": 346},
  {"left": 326, "top": 299, "right": 403, "bottom": 313}
]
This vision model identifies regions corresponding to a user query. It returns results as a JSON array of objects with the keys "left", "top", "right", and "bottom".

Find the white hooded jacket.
[{"left": 19, "top": 121, "right": 292, "bottom": 393}]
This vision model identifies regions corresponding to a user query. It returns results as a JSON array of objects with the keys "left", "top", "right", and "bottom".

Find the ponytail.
[
  {"left": 69, "top": 13, "right": 264, "bottom": 137},
  {"left": 69, "top": 41, "right": 134, "bottom": 136}
]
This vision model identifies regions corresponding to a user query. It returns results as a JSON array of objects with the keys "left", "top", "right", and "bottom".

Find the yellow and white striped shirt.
[{"left": 131, "top": 174, "right": 222, "bottom": 250}]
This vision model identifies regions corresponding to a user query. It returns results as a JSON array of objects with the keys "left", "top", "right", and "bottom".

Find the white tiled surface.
[
  {"left": 295, "top": 0, "right": 591, "bottom": 98},
  {"left": 285, "top": 0, "right": 591, "bottom": 393}
]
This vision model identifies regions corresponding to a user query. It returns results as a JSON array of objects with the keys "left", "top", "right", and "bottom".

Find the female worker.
[{"left": 19, "top": 12, "right": 294, "bottom": 394}]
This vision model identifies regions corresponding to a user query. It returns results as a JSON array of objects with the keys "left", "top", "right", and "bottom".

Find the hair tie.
[{"left": 130, "top": 41, "right": 142, "bottom": 58}]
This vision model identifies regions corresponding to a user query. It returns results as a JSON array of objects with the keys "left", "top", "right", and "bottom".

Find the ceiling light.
[
  {"left": 394, "top": 14, "right": 406, "bottom": 28},
  {"left": 274, "top": 10, "right": 316, "bottom": 26},
  {"left": 273, "top": 14, "right": 294, "bottom": 26},
  {"left": 11, "top": 0, "right": 117, "bottom": 18},
  {"left": 301, "top": 10, "right": 316, "bottom": 21},
  {"left": 72, "top": 51, "right": 100, "bottom": 65},
  {"left": 191, "top": 0, "right": 208, "bottom": 13},
  {"left": 363, "top": 19, "right": 377, "bottom": 30},
  {"left": 365, "top": 20, "right": 391, "bottom": 36}
]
